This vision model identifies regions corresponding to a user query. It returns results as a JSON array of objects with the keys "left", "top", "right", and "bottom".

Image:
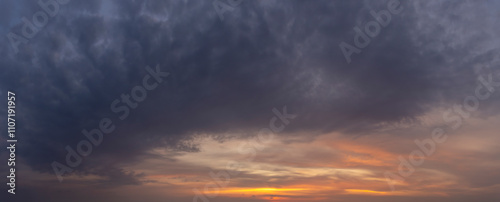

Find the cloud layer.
[{"left": 0, "top": 0, "right": 499, "bottom": 201}]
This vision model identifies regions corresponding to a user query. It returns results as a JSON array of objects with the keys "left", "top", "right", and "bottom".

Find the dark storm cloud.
[{"left": 0, "top": 0, "right": 499, "bottom": 190}]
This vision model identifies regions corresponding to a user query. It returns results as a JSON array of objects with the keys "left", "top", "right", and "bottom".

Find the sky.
[{"left": 0, "top": 0, "right": 500, "bottom": 202}]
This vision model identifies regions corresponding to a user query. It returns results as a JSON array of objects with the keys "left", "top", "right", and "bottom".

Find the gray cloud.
[{"left": 0, "top": 0, "right": 499, "bottom": 201}]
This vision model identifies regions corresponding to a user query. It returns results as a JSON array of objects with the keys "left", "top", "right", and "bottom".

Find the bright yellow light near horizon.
[
  {"left": 344, "top": 189, "right": 388, "bottom": 195},
  {"left": 203, "top": 187, "right": 334, "bottom": 201},
  {"left": 206, "top": 187, "right": 309, "bottom": 195}
]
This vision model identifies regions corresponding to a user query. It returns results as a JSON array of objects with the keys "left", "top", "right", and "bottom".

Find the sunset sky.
[{"left": 1, "top": 0, "right": 500, "bottom": 202}]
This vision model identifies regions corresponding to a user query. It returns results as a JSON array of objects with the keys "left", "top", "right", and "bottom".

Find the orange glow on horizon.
[
  {"left": 205, "top": 187, "right": 309, "bottom": 195},
  {"left": 204, "top": 187, "right": 327, "bottom": 201},
  {"left": 344, "top": 189, "right": 388, "bottom": 195}
]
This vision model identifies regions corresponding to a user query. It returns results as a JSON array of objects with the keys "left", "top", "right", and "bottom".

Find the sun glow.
[
  {"left": 344, "top": 189, "right": 388, "bottom": 195},
  {"left": 208, "top": 187, "right": 309, "bottom": 195}
]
